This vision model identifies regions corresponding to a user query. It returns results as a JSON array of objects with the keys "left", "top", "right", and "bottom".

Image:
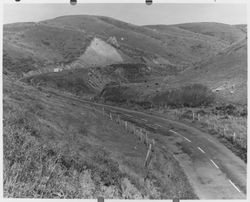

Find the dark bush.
[
  {"left": 213, "top": 104, "right": 247, "bottom": 117},
  {"left": 241, "top": 108, "right": 247, "bottom": 117},
  {"left": 41, "top": 40, "right": 50, "bottom": 46},
  {"left": 181, "top": 110, "right": 193, "bottom": 119},
  {"left": 99, "top": 85, "right": 129, "bottom": 103},
  {"left": 152, "top": 83, "right": 215, "bottom": 108},
  {"left": 134, "top": 101, "right": 152, "bottom": 109}
]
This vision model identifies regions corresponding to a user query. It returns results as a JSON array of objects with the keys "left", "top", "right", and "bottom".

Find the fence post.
[
  {"left": 125, "top": 121, "right": 127, "bottom": 130},
  {"left": 145, "top": 132, "right": 148, "bottom": 146},
  {"left": 144, "top": 144, "right": 152, "bottom": 168},
  {"left": 130, "top": 124, "right": 133, "bottom": 134},
  {"left": 192, "top": 112, "right": 195, "bottom": 121},
  {"left": 214, "top": 125, "right": 218, "bottom": 132},
  {"left": 116, "top": 115, "right": 118, "bottom": 124},
  {"left": 197, "top": 113, "right": 200, "bottom": 121},
  {"left": 140, "top": 131, "right": 143, "bottom": 142},
  {"left": 152, "top": 139, "right": 155, "bottom": 152},
  {"left": 223, "top": 127, "right": 226, "bottom": 137},
  {"left": 233, "top": 132, "right": 236, "bottom": 143},
  {"left": 118, "top": 115, "right": 120, "bottom": 124},
  {"left": 110, "top": 113, "right": 112, "bottom": 120},
  {"left": 135, "top": 128, "right": 138, "bottom": 137},
  {"left": 102, "top": 107, "right": 104, "bottom": 116}
]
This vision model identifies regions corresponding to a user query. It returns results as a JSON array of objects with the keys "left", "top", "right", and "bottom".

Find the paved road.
[{"left": 47, "top": 90, "right": 246, "bottom": 199}]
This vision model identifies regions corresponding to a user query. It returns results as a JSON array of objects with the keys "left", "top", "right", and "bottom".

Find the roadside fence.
[{"left": 94, "top": 106, "right": 156, "bottom": 168}]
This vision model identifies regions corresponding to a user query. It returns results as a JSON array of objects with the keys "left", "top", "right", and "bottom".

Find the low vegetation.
[
  {"left": 3, "top": 51, "right": 43, "bottom": 78},
  {"left": 99, "top": 83, "right": 131, "bottom": 103},
  {"left": 3, "top": 79, "right": 138, "bottom": 198},
  {"left": 3, "top": 78, "right": 197, "bottom": 199},
  {"left": 110, "top": 63, "right": 150, "bottom": 82},
  {"left": 22, "top": 69, "right": 96, "bottom": 96},
  {"left": 98, "top": 83, "right": 216, "bottom": 112},
  {"left": 152, "top": 84, "right": 215, "bottom": 108}
]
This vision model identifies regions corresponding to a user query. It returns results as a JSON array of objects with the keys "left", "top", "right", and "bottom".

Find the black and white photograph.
[{"left": 1, "top": 1, "right": 248, "bottom": 200}]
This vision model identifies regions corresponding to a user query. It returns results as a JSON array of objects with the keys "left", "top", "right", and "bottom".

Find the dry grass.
[
  {"left": 3, "top": 103, "right": 123, "bottom": 198},
  {"left": 3, "top": 78, "right": 142, "bottom": 198},
  {"left": 3, "top": 77, "right": 197, "bottom": 199}
]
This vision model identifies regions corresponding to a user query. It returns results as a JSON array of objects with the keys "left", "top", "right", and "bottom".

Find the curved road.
[{"left": 47, "top": 90, "right": 246, "bottom": 199}]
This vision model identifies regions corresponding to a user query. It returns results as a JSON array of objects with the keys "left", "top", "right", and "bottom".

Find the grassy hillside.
[
  {"left": 172, "top": 38, "right": 247, "bottom": 104},
  {"left": 22, "top": 69, "right": 96, "bottom": 97},
  {"left": 3, "top": 77, "right": 197, "bottom": 198},
  {"left": 3, "top": 23, "right": 93, "bottom": 78},
  {"left": 44, "top": 15, "right": 229, "bottom": 65},
  {"left": 4, "top": 15, "right": 237, "bottom": 78},
  {"left": 4, "top": 23, "right": 92, "bottom": 64},
  {"left": 4, "top": 16, "right": 246, "bottom": 104},
  {"left": 22, "top": 63, "right": 157, "bottom": 97},
  {"left": 173, "top": 22, "right": 246, "bottom": 44},
  {"left": 3, "top": 15, "right": 247, "bottom": 198}
]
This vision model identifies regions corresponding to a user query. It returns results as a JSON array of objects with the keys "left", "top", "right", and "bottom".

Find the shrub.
[
  {"left": 181, "top": 110, "right": 193, "bottom": 119},
  {"left": 121, "top": 178, "right": 143, "bottom": 199},
  {"left": 180, "top": 84, "right": 215, "bottom": 107},
  {"left": 213, "top": 104, "right": 247, "bottom": 117},
  {"left": 99, "top": 84, "right": 130, "bottom": 103},
  {"left": 152, "top": 84, "right": 215, "bottom": 108}
]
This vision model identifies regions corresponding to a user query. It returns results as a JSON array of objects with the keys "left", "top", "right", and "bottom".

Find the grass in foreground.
[{"left": 3, "top": 77, "right": 197, "bottom": 199}]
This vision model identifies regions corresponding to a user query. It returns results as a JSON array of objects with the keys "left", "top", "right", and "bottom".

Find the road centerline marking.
[
  {"left": 183, "top": 137, "right": 191, "bottom": 142},
  {"left": 210, "top": 159, "right": 219, "bottom": 169},
  {"left": 229, "top": 180, "right": 241, "bottom": 193},
  {"left": 197, "top": 147, "right": 205, "bottom": 153},
  {"left": 169, "top": 130, "right": 191, "bottom": 142},
  {"left": 169, "top": 129, "right": 178, "bottom": 134}
]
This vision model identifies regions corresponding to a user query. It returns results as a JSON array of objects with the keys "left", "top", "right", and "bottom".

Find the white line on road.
[
  {"left": 183, "top": 137, "right": 191, "bottom": 142},
  {"left": 229, "top": 180, "right": 241, "bottom": 193},
  {"left": 155, "top": 124, "right": 162, "bottom": 127},
  {"left": 169, "top": 129, "right": 178, "bottom": 134},
  {"left": 210, "top": 159, "right": 219, "bottom": 169},
  {"left": 197, "top": 147, "right": 205, "bottom": 153},
  {"left": 169, "top": 130, "right": 191, "bottom": 142}
]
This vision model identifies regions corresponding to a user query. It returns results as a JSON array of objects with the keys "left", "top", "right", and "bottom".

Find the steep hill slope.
[
  {"left": 172, "top": 38, "right": 247, "bottom": 104},
  {"left": 97, "top": 36, "right": 248, "bottom": 105},
  {"left": 3, "top": 16, "right": 247, "bottom": 104},
  {"left": 4, "top": 15, "right": 235, "bottom": 78},
  {"left": 3, "top": 22, "right": 93, "bottom": 77},
  {"left": 173, "top": 22, "right": 246, "bottom": 44},
  {"left": 43, "top": 15, "right": 229, "bottom": 65}
]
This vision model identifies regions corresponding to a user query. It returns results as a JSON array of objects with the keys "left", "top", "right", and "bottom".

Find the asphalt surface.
[{"left": 47, "top": 90, "right": 247, "bottom": 199}]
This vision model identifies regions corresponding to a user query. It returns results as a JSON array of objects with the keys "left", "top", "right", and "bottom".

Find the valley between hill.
[{"left": 3, "top": 15, "right": 247, "bottom": 199}]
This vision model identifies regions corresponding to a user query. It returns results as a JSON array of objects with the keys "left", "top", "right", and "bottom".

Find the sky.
[{"left": 3, "top": 3, "right": 247, "bottom": 25}]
